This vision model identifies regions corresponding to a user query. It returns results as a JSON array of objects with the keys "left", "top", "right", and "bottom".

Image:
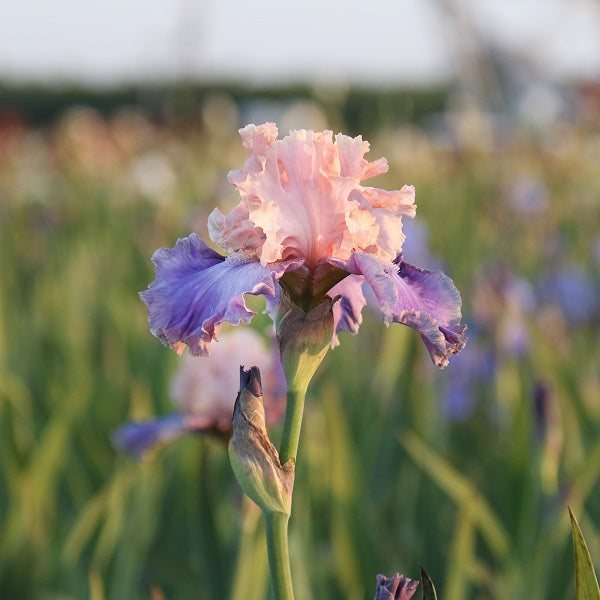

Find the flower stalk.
[
  {"left": 264, "top": 512, "right": 294, "bottom": 600},
  {"left": 229, "top": 297, "right": 334, "bottom": 599},
  {"left": 276, "top": 292, "right": 335, "bottom": 464},
  {"left": 278, "top": 384, "right": 307, "bottom": 467}
]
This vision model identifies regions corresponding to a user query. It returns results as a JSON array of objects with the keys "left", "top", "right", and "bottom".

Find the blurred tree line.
[{"left": 0, "top": 82, "right": 446, "bottom": 133}]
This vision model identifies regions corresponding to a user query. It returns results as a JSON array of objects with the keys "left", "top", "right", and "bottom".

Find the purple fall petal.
[
  {"left": 140, "top": 233, "right": 297, "bottom": 355},
  {"left": 346, "top": 252, "right": 466, "bottom": 367},
  {"left": 112, "top": 414, "right": 187, "bottom": 459},
  {"left": 392, "top": 256, "right": 467, "bottom": 367},
  {"left": 374, "top": 573, "right": 419, "bottom": 600},
  {"left": 328, "top": 274, "right": 367, "bottom": 348}
]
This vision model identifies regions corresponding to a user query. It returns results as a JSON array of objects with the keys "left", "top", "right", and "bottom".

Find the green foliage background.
[{"left": 1, "top": 93, "right": 599, "bottom": 599}]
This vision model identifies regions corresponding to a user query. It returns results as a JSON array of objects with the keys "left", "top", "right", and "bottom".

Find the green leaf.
[
  {"left": 400, "top": 431, "right": 510, "bottom": 560},
  {"left": 569, "top": 507, "right": 600, "bottom": 600},
  {"left": 420, "top": 566, "right": 438, "bottom": 600},
  {"left": 89, "top": 567, "right": 106, "bottom": 600}
]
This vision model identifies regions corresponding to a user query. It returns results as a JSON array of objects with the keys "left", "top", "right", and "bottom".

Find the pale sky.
[{"left": 0, "top": 0, "right": 598, "bottom": 86}]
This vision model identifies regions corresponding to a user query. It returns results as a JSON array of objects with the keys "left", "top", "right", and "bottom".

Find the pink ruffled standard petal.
[
  {"left": 207, "top": 203, "right": 265, "bottom": 255},
  {"left": 140, "top": 233, "right": 300, "bottom": 356},
  {"left": 229, "top": 126, "right": 349, "bottom": 265},
  {"left": 346, "top": 252, "right": 466, "bottom": 367},
  {"left": 220, "top": 123, "right": 416, "bottom": 269}
]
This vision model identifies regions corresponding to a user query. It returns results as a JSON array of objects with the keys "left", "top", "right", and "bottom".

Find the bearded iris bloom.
[{"left": 141, "top": 123, "right": 466, "bottom": 367}]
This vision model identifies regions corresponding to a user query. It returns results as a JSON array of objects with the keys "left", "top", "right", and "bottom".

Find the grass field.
[{"left": 1, "top": 100, "right": 599, "bottom": 599}]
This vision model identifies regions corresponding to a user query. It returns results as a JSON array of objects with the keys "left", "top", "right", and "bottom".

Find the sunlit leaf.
[
  {"left": 444, "top": 504, "right": 476, "bottom": 600},
  {"left": 569, "top": 507, "right": 600, "bottom": 600},
  {"left": 400, "top": 430, "right": 510, "bottom": 561},
  {"left": 89, "top": 567, "right": 106, "bottom": 600}
]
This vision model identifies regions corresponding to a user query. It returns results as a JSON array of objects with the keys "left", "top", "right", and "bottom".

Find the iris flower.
[{"left": 141, "top": 123, "right": 466, "bottom": 367}]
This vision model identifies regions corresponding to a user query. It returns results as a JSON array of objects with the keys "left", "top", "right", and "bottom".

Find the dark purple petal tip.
[
  {"left": 374, "top": 573, "right": 419, "bottom": 600},
  {"left": 140, "top": 233, "right": 292, "bottom": 356},
  {"left": 239, "top": 365, "right": 263, "bottom": 397}
]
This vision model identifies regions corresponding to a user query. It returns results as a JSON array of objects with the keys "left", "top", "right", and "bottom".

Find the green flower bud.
[{"left": 229, "top": 367, "right": 294, "bottom": 516}]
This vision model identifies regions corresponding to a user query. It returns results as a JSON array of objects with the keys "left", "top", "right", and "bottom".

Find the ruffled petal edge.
[
  {"left": 328, "top": 274, "right": 367, "bottom": 348},
  {"left": 140, "top": 233, "right": 301, "bottom": 356},
  {"left": 346, "top": 252, "right": 467, "bottom": 367}
]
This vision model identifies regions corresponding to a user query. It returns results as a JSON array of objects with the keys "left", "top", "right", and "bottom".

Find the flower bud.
[
  {"left": 373, "top": 573, "right": 419, "bottom": 600},
  {"left": 228, "top": 367, "right": 294, "bottom": 515}
]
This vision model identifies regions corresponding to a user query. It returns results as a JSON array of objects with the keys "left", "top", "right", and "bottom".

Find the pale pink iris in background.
[
  {"left": 172, "top": 328, "right": 285, "bottom": 430},
  {"left": 113, "top": 328, "right": 286, "bottom": 458}
]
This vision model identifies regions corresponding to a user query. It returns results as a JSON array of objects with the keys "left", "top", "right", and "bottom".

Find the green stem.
[
  {"left": 264, "top": 511, "right": 294, "bottom": 600},
  {"left": 279, "top": 384, "right": 308, "bottom": 465},
  {"left": 261, "top": 382, "right": 308, "bottom": 600}
]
